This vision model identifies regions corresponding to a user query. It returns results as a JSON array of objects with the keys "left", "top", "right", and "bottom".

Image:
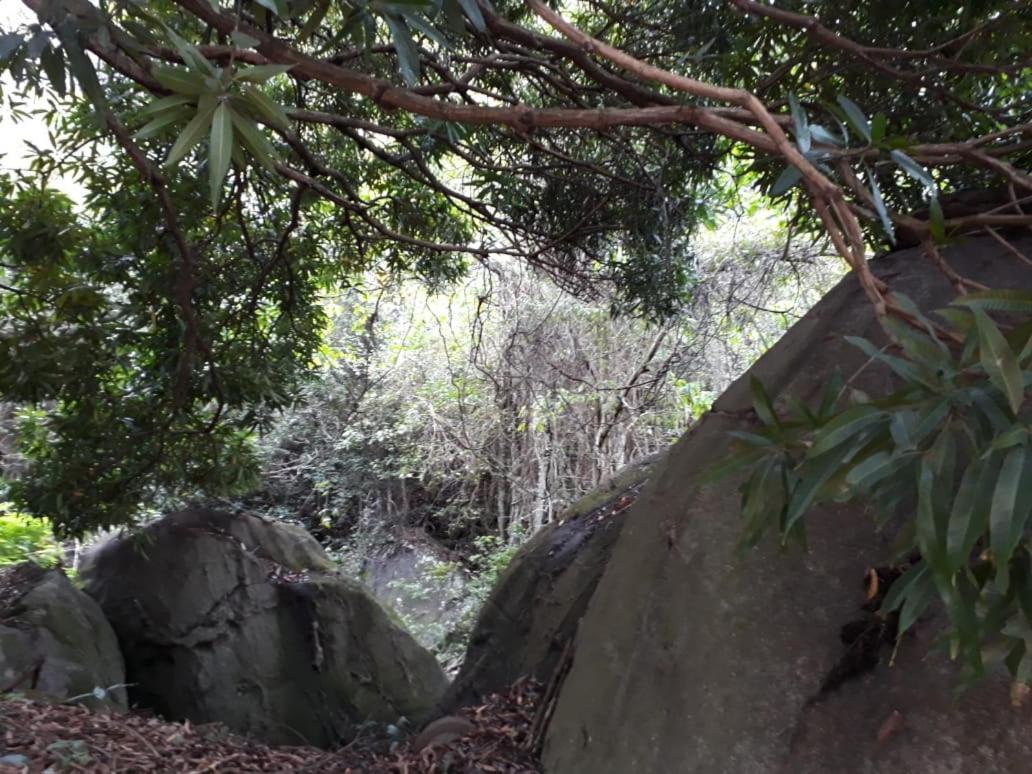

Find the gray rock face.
[
  {"left": 360, "top": 528, "right": 468, "bottom": 653},
  {"left": 0, "top": 562, "right": 126, "bottom": 710},
  {"left": 544, "top": 235, "right": 1032, "bottom": 773},
  {"left": 80, "top": 509, "right": 448, "bottom": 748},
  {"left": 443, "top": 452, "right": 663, "bottom": 711}
]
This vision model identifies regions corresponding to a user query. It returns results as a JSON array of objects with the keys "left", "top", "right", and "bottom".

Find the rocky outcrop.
[
  {"left": 543, "top": 235, "right": 1032, "bottom": 772},
  {"left": 442, "top": 451, "right": 665, "bottom": 711},
  {"left": 0, "top": 562, "right": 126, "bottom": 709},
  {"left": 80, "top": 509, "right": 448, "bottom": 748}
]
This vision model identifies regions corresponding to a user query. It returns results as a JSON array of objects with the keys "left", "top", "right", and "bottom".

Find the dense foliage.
[
  {"left": 0, "top": 0, "right": 1028, "bottom": 553},
  {"left": 244, "top": 211, "right": 833, "bottom": 547}
]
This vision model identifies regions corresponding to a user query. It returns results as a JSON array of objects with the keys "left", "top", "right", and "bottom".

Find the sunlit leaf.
[
  {"left": 165, "top": 100, "right": 216, "bottom": 167},
  {"left": 890, "top": 150, "right": 936, "bottom": 194},
  {"left": 208, "top": 102, "right": 234, "bottom": 208}
]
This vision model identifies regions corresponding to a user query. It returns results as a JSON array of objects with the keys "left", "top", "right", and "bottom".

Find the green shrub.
[{"left": 0, "top": 504, "right": 62, "bottom": 567}]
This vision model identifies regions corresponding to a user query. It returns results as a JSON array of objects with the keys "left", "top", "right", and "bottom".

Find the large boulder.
[
  {"left": 0, "top": 562, "right": 126, "bottom": 710},
  {"left": 544, "top": 235, "right": 1032, "bottom": 772},
  {"left": 443, "top": 451, "right": 664, "bottom": 711},
  {"left": 79, "top": 509, "right": 448, "bottom": 748}
]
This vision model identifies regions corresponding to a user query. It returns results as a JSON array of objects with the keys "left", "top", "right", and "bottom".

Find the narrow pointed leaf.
[
  {"left": 749, "top": 376, "right": 778, "bottom": 427},
  {"left": 890, "top": 150, "right": 936, "bottom": 193},
  {"left": 239, "top": 87, "right": 291, "bottom": 131},
  {"left": 208, "top": 102, "right": 233, "bottom": 208},
  {"left": 165, "top": 101, "right": 216, "bottom": 168},
  {"left": 809, "top": 404, "right": 885, "bottom": 457},
  {"left": 456, "top": 0, "right": 487, "bottom": 32},
  {"left": 788, "top": 93, "right": 810, "bottom": 153},
  {"left": 153, "top": 65, "right": 207, "bottom": 96},
  {"left": 385, "top": 14, "right": 420, "bottom": 86},
  {"left": 234, "top": 64, "right": 294, "bottom": 84},
  {"left": 229, "top": 109, "right": 278, "bottom": 170},
  {"left": 134, "top": 105, "right": 193, "bottom": 140},
  {"left": 771, "top": 165, "right": 802, "bottom": 195},
  {"left": 139, "top": 94, "right": 195, "bottom": 119},
  {"left": 973, "top": 307, "right": 1025, "bottom": 414},
  {"left": 946, "top": 455, "right": 995, "bottom": 570},
  {"left": 866, "top": 164, "right": 895, "bottom": 245},
  {"left": 990, "top": 445, "right": 1031, "bottom": 590},
  {"left": 836, "top": 96, "right": 871, "bottom": 143}
]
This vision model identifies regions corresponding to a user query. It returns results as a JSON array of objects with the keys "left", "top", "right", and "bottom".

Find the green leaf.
[
  {"left": 233, "top": 64, "right": 294, "bottom": 84},
  {"left": 153, "top": 65, "right": 207, "bottom": 96},
  {"left": 845, "top": 450, "right": 897, "bottom": 491},
  {"left": 299, "top": 0, "right": 331, "bottom": 41},
  {"left": 385, "top": 14, "right": 420, "bottom": 86},
  {"left": 456, "top": 0, "right": 487, "bottom": 32},
  {"left": 254, "top": 0, "right": 287, "bottom": 16},
  {"left": 898, "top": 564, "right": 937, "bottom": 635},
  {"left": 133, "top": 105, "right": 194, "bottom": 140},
  {"left": 783, "top": 443, "right": 862, "bottom": 536},
  {"left": 882, "top": 317, "right": 949, "bottom": 370},
  {"left": 788, "top": 94, "right": 810, "bottom": 153},
  {"left": 165, "top": 100, "right": 216, "bottom": 168},
  {"left": 209, "top": 102, "right": 234, "bottom": 208},
  {"left": 845, "top": 335, "right": 935, "bottom": 389},
  {"left": 865, "top": 165, "right": 895, "bottom": 245},
  {"left": 928, "top": 196, "right": 946, "bottom": 242},
  {"left": 238, "top": 87, "right": 291, "bottom": 131},
  {"left": 870, "top": 112, "right": 887, "bottom": 146},
  {"left": 139, "top": 94, "right": 195, "bottom": 119},
  {"left": 727, "top": 430, "right": 776, "bottom": 447},
  {"left": 740, "top": 456, "right": 786, "bottom": 549},
  {"left": 230, "top": 30, "right": 261, "bottom": 49},
  {"left": 955, "top": 290, "right": 1032, "bottom": 315},
  {"left": 809, "top": 404, "right": 885, "bottom": 457},
  {"left": 699, "top": 445, "right": 768, "bottom": 486},
  {"left": 55, "top": 20, "right": 107, "bottom": 110},
  {"left": 809, "top": 124, "right": 842, "bottom": 147},
  {"left": 771, "top": 165, "right": 802, "bottom": 196},
  {"left": 916, "top": 427, "right": 952, "bottom": 575},
  {"left": 990, "top": 445, "right": 1031, "bottom": 590},
  {"left": 0, "top": 33, "right": 22, "bottom": 63},
  {"left": 40, "top": 44, "right": 66, "bottom": 97},
  {"left": 881, "top": 560, "right": 928, "bottom": 614},
  {"left": 946, "top": 455, "right": 996, "bottom": 570},
  {"left": 836, "top": 96, "right": 871, "bottom": 143},
  {"left": 749, "top": 376, "right": 778, "bottom": 427},
  {"left": 890, "top": 150, "right": 936, "bottom": 194},
  {"left": 973, "top": 307, "right": 1025, "bottom": 415},
  {"left": 229, "top": 110, "right": 278, "bottom": 170}
]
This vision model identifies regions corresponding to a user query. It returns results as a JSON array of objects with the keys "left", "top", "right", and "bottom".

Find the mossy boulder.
[
  {"left": 80, "top": 509, "right": 448, "bottom": 748},
  {"left": 0, "top": 562, "right": 126, "bottom": 710}
]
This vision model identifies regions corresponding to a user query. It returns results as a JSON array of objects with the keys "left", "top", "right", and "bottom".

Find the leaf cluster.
[{"left": 710, "top": 292, "right": 1032, "bottom": 690}]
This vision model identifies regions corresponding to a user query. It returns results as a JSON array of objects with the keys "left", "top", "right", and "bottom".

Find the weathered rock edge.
[{"left": 442, "top": 451, "right": 664, "bottom": 712}]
